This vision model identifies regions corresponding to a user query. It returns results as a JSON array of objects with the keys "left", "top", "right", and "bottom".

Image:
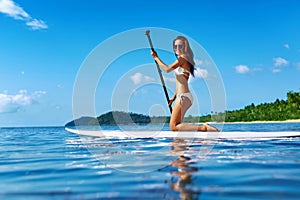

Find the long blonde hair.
[{"left": 173, "top": 36, "right": 195, "bottom": 76}]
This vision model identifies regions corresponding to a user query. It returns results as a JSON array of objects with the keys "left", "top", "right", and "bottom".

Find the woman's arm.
[{"left": 151, "top": 51, "right": 180, "bottom": 73}]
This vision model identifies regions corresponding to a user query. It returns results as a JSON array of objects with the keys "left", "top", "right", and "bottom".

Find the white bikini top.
[{"left": 174, "top": 67, "right": 190, "bottom": 76}]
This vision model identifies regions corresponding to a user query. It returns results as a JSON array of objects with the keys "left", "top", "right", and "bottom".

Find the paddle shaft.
[{"left": 145, "top": 30, "right": 172, "bottom": 114}]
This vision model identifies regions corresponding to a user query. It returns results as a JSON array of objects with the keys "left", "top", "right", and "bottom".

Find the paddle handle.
[{"left": 145, "top": 30, "right": 172, "bottom": 114}]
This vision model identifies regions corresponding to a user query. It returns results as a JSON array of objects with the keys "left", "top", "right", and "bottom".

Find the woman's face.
[{"left": 174, "top": 39, "right": 184, "bottom": 56}]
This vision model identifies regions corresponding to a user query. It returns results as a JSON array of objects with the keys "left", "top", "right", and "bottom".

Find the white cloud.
[
  {"left": 32, "top": 91, "right": 47, "bottom": 98},
  {"left": 194, "top": 67, "right": 209, "bottom": 79},
  {"left": 235, "top": 65, "right": 250, "bottom": 74},
  {"left": 194, "top": 59, "right": 212, "bottom": 67},
  {"left": 0, "top": 90, "right": 46, "bottom": 113},
  {"left": 193, "top": 59, "right": 210, "bottom": 79},
  {"left": 273, "top": 57, "right": 289, "bottom": 67},
  {"left": 56, "top": 84, "right": 64, "bottom": 89},
  {"left": 0, "top": 0, "right": 48, "bottom": 30},
  {"left": 194, "top": 59, "right": 203, "bottom": 66},
  {"left": 272, "top": 69, "right": 281, "bottom": 73},
  {"left": 283, "top": 44, "right": 290, "bottom": 49},
  {"left": 130, "top": 72, "right": 155, "bottom": 85},
  {"left": 0, "top": 0, "right": 29, "bottom": 19},
  {"left": 26, "top": 19, "right": 48, "bottom": 30}
]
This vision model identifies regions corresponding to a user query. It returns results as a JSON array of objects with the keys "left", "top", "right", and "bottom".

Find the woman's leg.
[
  {"left": 169, "top": 98, "right": 191, "bottom": 131},
  {"left": 170, "top": 96, "right": 196, "bottom": 131},
  {"left": 169, "top": 96, "right": 219, "bottom": 132}
]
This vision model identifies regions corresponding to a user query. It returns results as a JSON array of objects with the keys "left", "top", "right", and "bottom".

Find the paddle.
[{"left": 145, "top": 30, "right": 173, "bottom": 114}]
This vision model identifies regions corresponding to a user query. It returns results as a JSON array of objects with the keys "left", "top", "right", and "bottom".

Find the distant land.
[
  {"left": 206, "top": 90, "right": 300, "bottom": 122},
  {"left": 65, "top": 111, "right": 154, "bottom": 127},
  {"left": 65, "top": 90, "right": 300, "bottom": 126}
]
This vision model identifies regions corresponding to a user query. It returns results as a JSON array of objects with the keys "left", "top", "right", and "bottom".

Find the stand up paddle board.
[{"left": 65, "top": 127, "right": 300, "bottom": 139}]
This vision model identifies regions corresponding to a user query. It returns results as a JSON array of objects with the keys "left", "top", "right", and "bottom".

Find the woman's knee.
[{"left": 169, "top": 123, "right": 178, "bottom": 131}]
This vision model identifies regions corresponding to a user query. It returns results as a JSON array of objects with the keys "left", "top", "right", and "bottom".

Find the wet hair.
[{"left": 173, "top": 36, "right": 195, "bottom": 77}]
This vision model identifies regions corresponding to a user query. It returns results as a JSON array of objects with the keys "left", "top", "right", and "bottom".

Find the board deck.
[{"left": 65, "top": 127, "right": 300, "bottom": 139}]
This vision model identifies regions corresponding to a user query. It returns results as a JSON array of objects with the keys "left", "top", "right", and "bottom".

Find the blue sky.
[{"left": 0, "top": 0, "right": 300, "bottom": 127}]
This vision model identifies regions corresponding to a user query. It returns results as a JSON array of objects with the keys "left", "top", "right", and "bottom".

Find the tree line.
[
  {"left": 199, "top": 90, "right": 300, "bottom": 122},
  {"left": 65, "top": 90, "right": 300, "bottom": 126}
]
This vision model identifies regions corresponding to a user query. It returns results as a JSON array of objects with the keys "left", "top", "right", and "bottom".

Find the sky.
[{"left": 0, "top": 0, "right": 300, "bottom": 127}]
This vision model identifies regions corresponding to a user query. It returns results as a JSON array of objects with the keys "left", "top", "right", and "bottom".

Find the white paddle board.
[{"left": 65, "top": 127, "right": 300, "bottom": 139}]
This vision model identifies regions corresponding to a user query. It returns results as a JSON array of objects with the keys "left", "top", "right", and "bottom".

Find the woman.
[{"left": 151, "top": 36, "right": 219, "bottom": 132}]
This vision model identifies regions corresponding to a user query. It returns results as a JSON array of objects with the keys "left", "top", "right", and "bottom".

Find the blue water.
[{"left": 1, "top": 123, "right": 300, "bottom": 200}]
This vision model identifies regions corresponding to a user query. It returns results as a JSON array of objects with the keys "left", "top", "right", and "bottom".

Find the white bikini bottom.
[{"left": 176, "top": 92, "right": 193, "bottom": 104}]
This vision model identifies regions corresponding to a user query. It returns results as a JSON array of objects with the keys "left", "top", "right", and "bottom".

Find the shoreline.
[{"left": 209, "top": 119, "right": 300, "bottom": 124}]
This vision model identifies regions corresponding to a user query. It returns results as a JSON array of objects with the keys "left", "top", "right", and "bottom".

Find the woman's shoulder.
[
  {"left": 177, "top": 54, "right": 190, "bottom": 64},
  {"left": 178, "top": 54, "right": 194, "bottom": 67}
]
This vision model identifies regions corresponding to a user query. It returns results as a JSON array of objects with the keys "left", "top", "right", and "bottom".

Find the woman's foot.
[{"left": 204, "top": 123, "right": 220, "bottom": 132}]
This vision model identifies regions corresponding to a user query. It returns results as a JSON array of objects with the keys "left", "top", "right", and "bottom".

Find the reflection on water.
[
  {"left": 75, "top": 135, "right": 210, "bottom": 198},
  {"left": 169, "top": 139, "right": 200, "bottom": 200},
  {"left": 74, "top": 132, "right": 219, "bottom": 199}
]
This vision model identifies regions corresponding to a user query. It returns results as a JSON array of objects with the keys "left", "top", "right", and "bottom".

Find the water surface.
[{"left": 0, "top": 123, "right": 300, "bottom": 199}]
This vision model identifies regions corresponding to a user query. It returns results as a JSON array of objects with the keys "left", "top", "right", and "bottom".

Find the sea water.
[{"left": 0, "top": 123, "right": 300, "bottom": 200}]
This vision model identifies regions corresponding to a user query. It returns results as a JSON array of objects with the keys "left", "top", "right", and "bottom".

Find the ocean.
[{"left": 1, "top": 123, "right": 300, "bottom": 200}]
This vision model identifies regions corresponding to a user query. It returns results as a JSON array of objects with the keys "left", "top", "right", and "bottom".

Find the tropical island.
[
  {"left": 65, "top": 90, "right": 300, "bottom": 126},
  {"left": 200, "top": 90, "right": 300, "bottom": 122},
  {"left": 65, "top": 111, "right": 152, "bottom": 126}
]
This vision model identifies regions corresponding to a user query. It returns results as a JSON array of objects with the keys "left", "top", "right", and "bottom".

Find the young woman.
[{"left": 151, "top": 36, "right": 219, "bottom": 132}]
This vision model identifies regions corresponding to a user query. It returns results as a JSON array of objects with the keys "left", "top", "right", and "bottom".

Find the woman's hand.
[
  {"left": 151, "top": 50, "right": 158, "bottom": 58},
  {"left": 168, "top": 96, "right": 176, "bottom": 106}
]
